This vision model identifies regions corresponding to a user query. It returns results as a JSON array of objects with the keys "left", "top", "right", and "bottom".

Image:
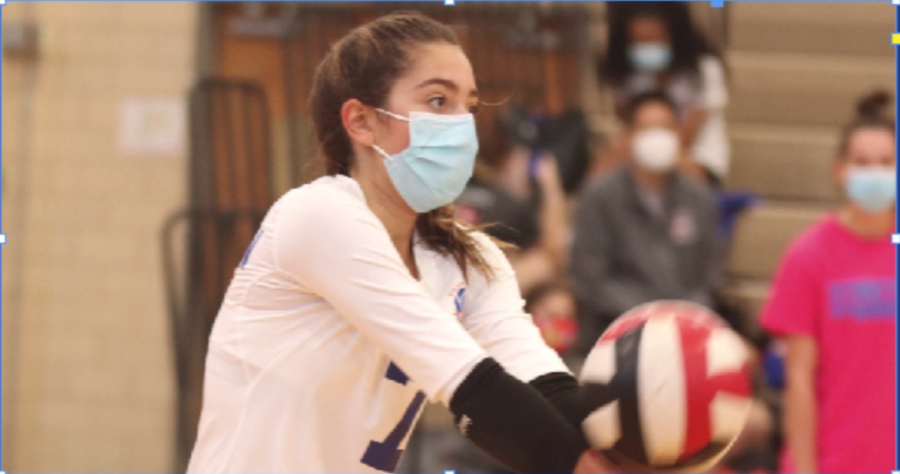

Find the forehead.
[
  {"left": 633, "top": 101, "right": 677, "bottom": 126},
  {"left": 536, "top": 289, "right": 574, "bottom": 304},
  {"left": 628, "top": 15, "right": 668, "bottom": 37},
  {"left": 397, "top": 42, "right": 475, "bottom": 91},
  {"left": 846, "top": 128, "right": 895, "bottom": 155}
]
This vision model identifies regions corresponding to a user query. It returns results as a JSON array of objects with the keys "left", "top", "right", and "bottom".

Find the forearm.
[
  {"left": 530, "top": 372, "right": 590, "bottom": 430},
  {"left": 680, "top": 108, "right": 708, "bottom": 148},
  {"left": 785, "top": 383, "right": 817, "bottom": 473},
  {"left": 450, "top": 358, "right": 587, "bottom": 473},
  {"left": 508, "top": 249, "right": 556, "bottom": 296},
  {"left": 537, "top": 186, "right": 570, "bottom": 270}
]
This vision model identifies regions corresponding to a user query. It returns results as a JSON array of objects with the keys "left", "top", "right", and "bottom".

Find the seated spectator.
[
  {"left": 569, "top": 90, "right": 720, "bottom": 356},
  {"left": 760, "top": 91, "right": 896, "bottom": 474},
  {"left": 571, "top": 91, "right": 775, "bottom": 473},
  {"left": 402, "top": 120, "right": 578, "bottom": 474},
  {"left": 457, "top": 118, "right": 570, "bottom": 295},
  {"left": 524, "top": 281, "right": 579, "bottom": 357},
  {"left": 594, "top": 2, "right": 729, "bottom": 186}
]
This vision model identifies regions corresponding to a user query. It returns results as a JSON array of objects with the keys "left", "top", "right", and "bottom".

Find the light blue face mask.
[
  {"left": 373, "top": 108, "right": 479, "bottom": 213},
  {"left": 628, "top": 43, "right": 672, "bottom": 73},
  {"left": 846, "top": 166, "right": 896, "bottom": 214}
]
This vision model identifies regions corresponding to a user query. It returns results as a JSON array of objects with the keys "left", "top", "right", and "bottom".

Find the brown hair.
[
  {"left": 837, "top": 90, "right": 895, "bottom": 159},
  {"left": 523, "top": 280, "right": 574, "bottom": 314},
  {"left": 309, "top": 11, "right": 501, "bottom": 280}
]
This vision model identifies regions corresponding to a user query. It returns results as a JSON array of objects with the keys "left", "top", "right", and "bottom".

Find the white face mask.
[
  {"left": 632, "top": 127, "right": 680, "bottom": 173},
  {"left": 628, "top": 43, "right": 672, "bottom": 73},
  {"left": 845, "top": 166, "right": 896, "bottom": 214}
]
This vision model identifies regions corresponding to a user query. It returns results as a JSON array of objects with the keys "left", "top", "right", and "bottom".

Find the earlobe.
[{"left": 341, "top": 99, "right": 374, "bottom": 148}]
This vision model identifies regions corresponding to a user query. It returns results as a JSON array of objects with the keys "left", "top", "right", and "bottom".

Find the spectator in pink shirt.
[{"left": 761, "top": 91, "right": 896, "bottom": 473}]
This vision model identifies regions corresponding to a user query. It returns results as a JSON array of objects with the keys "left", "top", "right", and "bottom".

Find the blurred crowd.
[{"left": 407, "top": 3, "right": 896, "bottom": 474}]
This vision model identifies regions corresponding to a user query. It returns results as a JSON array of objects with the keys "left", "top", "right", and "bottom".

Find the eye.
[
  {"left": 427, "top": 96, "right": 446, "bottom": 110},
  {"left": 468, "top": 103, "right": 481, "bottom": 114}
]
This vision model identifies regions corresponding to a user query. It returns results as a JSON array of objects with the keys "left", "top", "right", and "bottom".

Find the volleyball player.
[{"left": 187, "top": 12, "right": 616, "bottom": 474}]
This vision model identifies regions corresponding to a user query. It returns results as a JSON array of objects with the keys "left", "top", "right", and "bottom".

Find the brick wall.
[{"left": 1, "top": 3, "right": 198, "bottom": 471}]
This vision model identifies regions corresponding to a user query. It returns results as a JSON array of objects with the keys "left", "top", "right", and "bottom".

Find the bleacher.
[
  {"left": 721, "top": 2, "right": 894, "bottom": 338},
  {"left": 407, "top": 5, "right": 894, "bottom": 470}
]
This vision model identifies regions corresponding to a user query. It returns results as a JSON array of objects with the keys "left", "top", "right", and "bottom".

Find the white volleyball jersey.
[{"left": 186, "top": 175, "right": 570, "bottom": 474}]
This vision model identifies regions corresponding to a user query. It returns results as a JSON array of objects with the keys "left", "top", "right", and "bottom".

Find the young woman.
[
  {"left": 761, "top": 91, "right": 896, "bottom": 473},
  {"left": 186, "top": 12, "right": 614, "bottom": 474},
  {"left": 595, "top": 2, "right": 728, "bottom": 185}
]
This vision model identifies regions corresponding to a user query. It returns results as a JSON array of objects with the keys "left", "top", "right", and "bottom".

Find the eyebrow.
[{"left": 414, "top": 78, "right": 479, "bottom": 98}]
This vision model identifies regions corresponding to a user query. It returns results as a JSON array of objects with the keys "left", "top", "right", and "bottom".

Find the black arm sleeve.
[
  {"left": 449, "top": 358, "right": 588, "bottom": 474},
  {"left": 529, "top": 372, "right": 592, "bottom": 431}
]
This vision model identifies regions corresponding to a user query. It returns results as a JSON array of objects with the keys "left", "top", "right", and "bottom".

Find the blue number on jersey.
[
  {"left": 239, "top": 229, "right": 264, "bottom": 269},
  {"left": 361, "top": 362, "right": 426, "bottom": 472}
]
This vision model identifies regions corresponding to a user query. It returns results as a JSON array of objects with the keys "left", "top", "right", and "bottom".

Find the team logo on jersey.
[
  {"left": 669, "top": 209, "right": 697, "bottom": 245},
  {"left": 449, "top": 282, "right": 466, "bottom": 319}
]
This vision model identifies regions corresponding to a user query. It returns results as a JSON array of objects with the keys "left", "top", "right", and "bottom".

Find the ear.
[
  {"left": 833, "top": 158, "right": 848, "bottom": 188},
  {"left": 341, "top": 98, "right": 375, "bottom": 148}
]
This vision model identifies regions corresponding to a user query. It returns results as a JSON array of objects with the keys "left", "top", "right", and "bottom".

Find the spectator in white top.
[{"left": 594, "top": 2, "right": 730, "bottom": 186}]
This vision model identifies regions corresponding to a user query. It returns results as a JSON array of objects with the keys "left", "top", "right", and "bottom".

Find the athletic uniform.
[{"left": 187, "top": 175, "right": 570, "bottom": 473}]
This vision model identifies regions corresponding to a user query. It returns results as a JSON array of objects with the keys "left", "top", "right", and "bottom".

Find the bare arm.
[
  {"left": 680, "top": 107, "right": 709, "bottom": 149},
  {"left": 533, "top": 153, "right": 570, "bottom": 271},
  {"left": 505, "top": 153, "right": 571, "bottom": 295},
  {"left": 784, "top": 335, "right": 818, "bottom": 473},
  {"left": 676, "top": 108, "right": 713, "bottom": 183}
]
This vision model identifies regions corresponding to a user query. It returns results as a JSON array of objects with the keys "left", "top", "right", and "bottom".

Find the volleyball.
[{"left": 579, "top": 300, "right": 753, "bottom": 473}]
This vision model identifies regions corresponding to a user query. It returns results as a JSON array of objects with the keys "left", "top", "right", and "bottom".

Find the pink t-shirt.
[{"left": 761, "top": 214, "right": 896, "bottom": 473}]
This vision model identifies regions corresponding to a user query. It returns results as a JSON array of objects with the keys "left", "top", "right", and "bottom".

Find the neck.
[
  {"left": 633, "top": 166, "right": 668, "bottom": 192},
  {"left": 350, "top": 169, "right": 418, "bottom": 255},
  {"left": 839, "top": 205, "right": 894, "bottom": 239}
]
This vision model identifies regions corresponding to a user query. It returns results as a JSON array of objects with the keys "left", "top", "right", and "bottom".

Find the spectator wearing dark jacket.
[{"left": 569, "top": 91, "right": 720, "bottom": 357}]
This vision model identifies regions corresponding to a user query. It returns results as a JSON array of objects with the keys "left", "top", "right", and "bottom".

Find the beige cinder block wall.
[{"left": 2, "top": 3, "right": 198, "bottom": 472}]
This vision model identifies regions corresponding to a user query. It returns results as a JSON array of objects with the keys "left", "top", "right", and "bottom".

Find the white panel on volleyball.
[
  {"left": 583, "top": 400, "right": 622, "bottom": 450},
  {"left": 707, "top": 328, "right": 752, "bottom": 442},
  {"left": 637, "top": 314, "right": 686, "bottom": 466},
  {"left": 710, "top": 393, "right": 752, "bottom": 443},
  {"left": 580, "top": 340, "right": 616, "bottom": 384},
  {"left": 581, "top": 341, "right": 620, "bottom": 449},
  {"left": 706, "top": 328, "right": 749, "bottom": 377}
]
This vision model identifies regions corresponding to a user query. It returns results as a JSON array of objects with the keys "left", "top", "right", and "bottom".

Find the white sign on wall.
[{"left": 118, "top": 97, "right": 187, "bottom": 157}]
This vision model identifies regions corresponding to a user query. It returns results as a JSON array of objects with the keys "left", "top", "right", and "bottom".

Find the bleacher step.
[
  {"left": 727, "top": 51, "right": 893, "bottom": 127},
  {"left": 726, "top": 124, "right": 841, "bottom": 202},
  {"left": 728, "top": 3, "right": 893, "bottom": 58}
]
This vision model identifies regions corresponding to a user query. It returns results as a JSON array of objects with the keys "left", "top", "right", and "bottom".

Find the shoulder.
[
  {"left": 786, "top": 214, "right": 837, "bottom": 258},
  {"left": 281, "top": 175, "right": 370, "bottom": 220},
  {"left": 677, "top": 173, "right": 716, "bottom": 202},
  {"left": 274, "top": 175, "right": 382, "bottom": 242},
  {"left": 582, "top": 168, "right": 628, "bottom": 200},
  {"left": 575, "top": 169, "right": 630, "bottom": 222},
  {"left": 698, "top": 54, "right": 725, "bottom": 75},
  {"left": 678, "top": 172, "right": 715, "bottom": 196},
  {"left": 776, "top": 214, "right": 836, "bottom": 275},
  {"left": 468, "top": 229, "right": 510, "bottom": 267},
  {"left": 462, "top": 228, "right": 516, "bottom": 283},
  {"left": 696, "top": 54, "right": 727, "bottom": 91}
]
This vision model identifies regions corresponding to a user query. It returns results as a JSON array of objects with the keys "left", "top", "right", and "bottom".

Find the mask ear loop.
[
  {"left": 375, "top": 108, "right": 411, "bottom": 122},
  {"left": 372, "top": 144, "right": 393, "bottom": 161},
  {"left": 372, "top": 108, "right": 411, "bottom": 161}
]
